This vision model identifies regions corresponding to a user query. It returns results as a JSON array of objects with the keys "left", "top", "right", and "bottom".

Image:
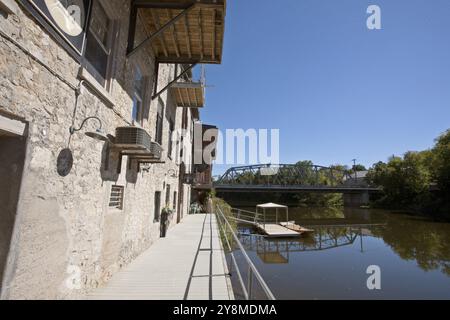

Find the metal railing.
[
  {"left": 215, "top": 205, "right": 276, "bottom": 300},
  {"left": 230, "top": 208, "right": 281, "bottom": 227}
]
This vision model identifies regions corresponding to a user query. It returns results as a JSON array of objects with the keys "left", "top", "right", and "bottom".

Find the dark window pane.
[
  {"left": 85, "top": 31, "right": 108, "bottom": 83},
  {"left": 132, "top": 96, "right": 142, "bottom": 123},
  {"left": 166, "top": 185, "right": 171, "bottom": 206},
  {"left": 154, "top": 191, "right": 161, "bottom": 222},
  {"left": 90, "top": 0, "right": 110, "bottom": 46}
]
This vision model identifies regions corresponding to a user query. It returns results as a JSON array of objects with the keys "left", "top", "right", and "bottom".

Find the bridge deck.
[
  {"left": 215, "top": 185, "right": 381, "bottom": 193},
  {"left": 257, "top": 223, "right": 300, "bottom": 238}
]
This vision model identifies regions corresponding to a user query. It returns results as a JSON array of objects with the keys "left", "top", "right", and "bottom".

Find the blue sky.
[{"left": 198, "top": 0, "right": 450, "bottom": 176}]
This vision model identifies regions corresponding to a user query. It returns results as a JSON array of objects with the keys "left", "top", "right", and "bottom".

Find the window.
[
  {"left": 155, "top": 99, "right": 164, "bottom": 145},
  {"left": 84, "top": 0, "right": 115, "bottom": 88},
  {"left": 182, "top": 108, "right": 188, "bottom": 130},
  {"left": 154, "top": 191, "right": 161, "bottom": 222},
  {"left": 109, "top": 185, "right": 124, "bottom": 210},
  {"left": 173, "top": 191, "right": 177, "bottom": 210},
  {"left": 168, "top": 119, "right": 174, "bottom": 159},
  {"left": 165, "top": 185, "right": 171, "bottom": 207},
  {"left": 132, "top": 66, "right": 145, "bottom": 125}
]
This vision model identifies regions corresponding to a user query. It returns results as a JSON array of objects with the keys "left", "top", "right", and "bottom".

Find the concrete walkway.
[{"left": 89, "top": 214, "right": 234, "bottom": 300}]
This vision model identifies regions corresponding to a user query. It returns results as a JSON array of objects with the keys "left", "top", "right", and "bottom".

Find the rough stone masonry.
[{"left": 0, "top": 0, "right": 198, "bottom": 299}]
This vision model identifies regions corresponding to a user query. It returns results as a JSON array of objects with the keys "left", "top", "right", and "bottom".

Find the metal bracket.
[
  {"left": 152, "top": 62, "right": 197, "bottom": 100},
  {"left": 126, "top": 2, "right": 196, "bottom": 59}
]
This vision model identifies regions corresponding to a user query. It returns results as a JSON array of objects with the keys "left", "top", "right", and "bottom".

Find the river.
[{"left": 230, "top": 207, "right": 450, "bottom": 300}]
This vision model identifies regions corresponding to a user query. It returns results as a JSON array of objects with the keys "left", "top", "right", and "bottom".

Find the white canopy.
[{"left": 256, "top": 203, "right": 288, "bottom": 209}]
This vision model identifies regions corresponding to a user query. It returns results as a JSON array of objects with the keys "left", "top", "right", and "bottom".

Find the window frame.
[
  {"left": 132, "top": 65, "right": 147, "bottom": 126},
  {"left": 165, "top": 184, "right": 171, "bottom": 207},
  {"left": 154, "top": 191, "right": 162, "bottom": 222},
  {"left": 173, "top": 191, "right": 177, "bottom": 211},
  {"left": 155, "top": 99, "right": 164, "bottom": 145},
  {"left": 167, "top": 118, "right": 174, "bottom": 160},
  {"left": 82, "top": 0, "right": 118, "bottom": 92}
]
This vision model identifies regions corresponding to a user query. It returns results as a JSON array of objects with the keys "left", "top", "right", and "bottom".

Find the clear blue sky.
[{"left": 198, "top": 0, "right": 450, "bottom": 176}]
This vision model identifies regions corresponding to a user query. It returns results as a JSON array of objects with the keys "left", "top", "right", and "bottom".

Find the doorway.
[{"left": 0, "top": 116, "right": 27, "bottom": 294}]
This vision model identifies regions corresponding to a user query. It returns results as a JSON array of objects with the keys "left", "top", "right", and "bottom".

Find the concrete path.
[{"left": 89, "top": 214, "right": 234, "bottom": 300}]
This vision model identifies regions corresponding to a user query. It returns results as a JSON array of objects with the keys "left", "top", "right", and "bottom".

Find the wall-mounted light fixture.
[{"left": 69, "top": 116, "right": 110, "bottom": 142}]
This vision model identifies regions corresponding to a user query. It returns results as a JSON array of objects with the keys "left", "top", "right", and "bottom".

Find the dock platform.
[
  {"left": 257, "top": 223, "right": 300, "bottom": 238},
  {"left": 88, "top": 214, "right": 234, "bottom": 300}
]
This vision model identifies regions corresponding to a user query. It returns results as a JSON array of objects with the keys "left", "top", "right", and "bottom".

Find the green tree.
[
  {"left": 367, "top": 152, "right": 431, "bottom": 208},
  {"left": 432, "top": 130, "right": 450, "bottom": 194},
  {"left": 352, "top": 164, "right": 367, "bottom": 171}
]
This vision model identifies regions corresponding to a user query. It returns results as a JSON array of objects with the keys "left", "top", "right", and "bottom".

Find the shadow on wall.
[{"left": 57, "top": 141, "right": 141, "bottom": 186}]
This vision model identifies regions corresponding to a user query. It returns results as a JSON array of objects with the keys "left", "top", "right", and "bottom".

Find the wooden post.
[{"left": 286, "top": 207, "right": 289, "bottom": 227}]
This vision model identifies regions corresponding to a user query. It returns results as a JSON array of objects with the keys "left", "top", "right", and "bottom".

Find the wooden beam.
[
  {"left": 157, "top": 56, "right": 219, "bottom": 64},
  {"left": 127, "top": 4, "right": 196, "bottom": 58},
  {"left": 138, "top": 10, "right": 159, "bottom": 56},
  {"left": 185, "top": 87, "right": 192, "bottom": 107},
  {"left": 133, "top": 0, "right": 224, "bottom": 10},
  {"left": 167, "top": 9, "right": 180, "bottom": 58},
  {"left": 183, "top": 14, "right": 192, "bottom": 58},
  {"left": 193, "top": 86, "right": 199, "bottom": 107},
  {"left": 211, "top": 9, "right": 216, "bottom": 61},
  {"left": 177, "top": 87, "right": 186, "bottom": 107},
  {"left": 198, "top": 8, "right": 204, "bottom": 60},
  {"left": 150, "top": 9, "right": 169, "bottom": 57}
]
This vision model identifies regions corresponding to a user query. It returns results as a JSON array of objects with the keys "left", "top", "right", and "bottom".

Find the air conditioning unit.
[
  {"left": 114, "top": 127, "right": 162, "bottom": 160},
  {"left": 150, "top": 141, "right": 163, "bottom": 159},
  {"left": 115, "top": 127, "right": 151, "bottom": 151}
]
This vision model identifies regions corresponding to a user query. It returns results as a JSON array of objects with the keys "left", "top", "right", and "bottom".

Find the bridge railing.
[
  {"left": 215, "top": 164, "right": 361, "bottom": 188},
  {"left": 215, "top": 205, "right": 276, "bottom": 300}
]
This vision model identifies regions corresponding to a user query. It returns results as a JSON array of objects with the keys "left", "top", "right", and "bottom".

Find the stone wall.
[{"left": 0, "top": 0, "right": 195, "bottom": 299}]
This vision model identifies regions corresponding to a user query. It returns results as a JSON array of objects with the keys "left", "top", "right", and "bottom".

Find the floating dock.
[{"left": 257, "top": 223, "right": 301, "bottom": 238}]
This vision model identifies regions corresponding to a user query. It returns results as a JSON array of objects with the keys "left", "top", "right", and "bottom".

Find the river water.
[{"left": 230, "top": 207, "right": 450, "bottom": 300}]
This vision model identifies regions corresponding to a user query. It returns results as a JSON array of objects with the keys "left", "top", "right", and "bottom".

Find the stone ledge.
[
  {"left": 0, "top": 0, "right": 19, "bottom": 15},
  {"left": 78, "top": 67, "right": 116, "bottom": 108}
]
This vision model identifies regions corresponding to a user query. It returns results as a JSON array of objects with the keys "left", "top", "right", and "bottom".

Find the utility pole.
[{"left": 352, "top": 159, "right": 357, "bottom": 180}]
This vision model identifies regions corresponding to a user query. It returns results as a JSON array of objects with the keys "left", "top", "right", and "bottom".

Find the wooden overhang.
[
  {"left": 127, "top": 0, "right": 226, "bottom": 64},
  {"left": 171, "top": 81, "right": 205, "bottom": 108}
]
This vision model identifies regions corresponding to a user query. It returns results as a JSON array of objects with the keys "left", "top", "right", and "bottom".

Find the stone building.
[{"left": 0, "top": 0, "right": 225, "bottom": 299}]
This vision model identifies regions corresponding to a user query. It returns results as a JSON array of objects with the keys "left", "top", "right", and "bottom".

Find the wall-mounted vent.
[{"left": 109, "top": 185, "right": 124, "bottom": 210}]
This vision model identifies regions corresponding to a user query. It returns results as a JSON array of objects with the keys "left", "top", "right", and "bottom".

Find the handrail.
[{"left": 214, "top": 205, "right": 276, "bottom": 300}]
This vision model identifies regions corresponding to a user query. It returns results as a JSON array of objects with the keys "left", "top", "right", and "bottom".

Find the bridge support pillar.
[{"left": 344, "top": 191, "right": 370, "bottom": 207}]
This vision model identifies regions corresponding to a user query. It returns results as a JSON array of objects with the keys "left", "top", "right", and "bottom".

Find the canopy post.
[
  {"left": 263, "top": 208, "right": 266, "bottom": 229},
  {"left": 286, "top": 207, "right": 289, "bottom": 227}
]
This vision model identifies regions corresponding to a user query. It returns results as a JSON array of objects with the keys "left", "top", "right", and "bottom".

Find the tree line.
[{"left": 366, "top": 130, "right": 450, "bottom": 220}]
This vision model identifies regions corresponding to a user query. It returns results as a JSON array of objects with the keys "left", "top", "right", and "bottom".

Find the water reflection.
[
  {"left": 240, "top": 227, "right": 365, "bottom": 264},
  {"left": 233, "top": 207, "right": 450, "bottom": 299}
]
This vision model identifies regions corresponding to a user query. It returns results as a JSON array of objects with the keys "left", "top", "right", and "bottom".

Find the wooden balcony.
[
  {"left": 128, "top": 0, "right": 226, "bottom": 64},
  {"left": 171, "top": 81, "right": 205, "bottom": 108}
]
